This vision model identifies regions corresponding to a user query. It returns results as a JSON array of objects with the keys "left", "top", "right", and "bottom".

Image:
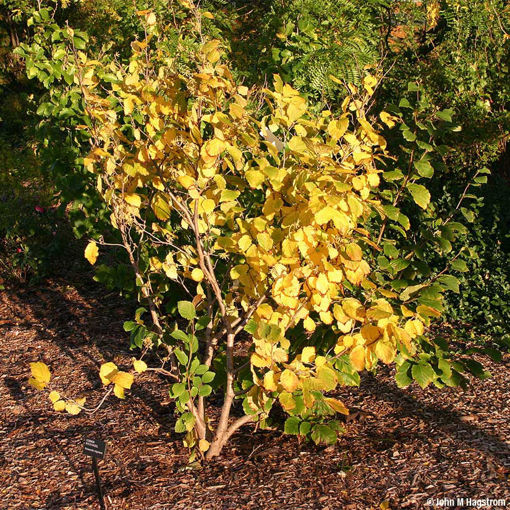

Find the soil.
[{"left": 1, "top": 275, "right": 509, "bottom": 509}]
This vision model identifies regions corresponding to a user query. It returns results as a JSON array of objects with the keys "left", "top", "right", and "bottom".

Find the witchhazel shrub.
[{"left": 21, "top": 5, "right": 496, "bottom": 460}]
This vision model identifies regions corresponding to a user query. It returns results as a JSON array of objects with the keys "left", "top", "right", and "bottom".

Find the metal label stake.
[{"left": 84, "top": 438, "right": 106, "bottom": 510}]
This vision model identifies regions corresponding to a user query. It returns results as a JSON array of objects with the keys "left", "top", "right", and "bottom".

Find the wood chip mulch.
[{"left": 1, "top": 276, "right": 509, "bottom": 510}]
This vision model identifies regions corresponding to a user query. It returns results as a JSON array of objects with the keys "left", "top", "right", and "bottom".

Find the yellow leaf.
[
  {"left": 327, "top": 117, "right": 349, "bottom": 140},
  {"left": 426, "top": 1, "right": 440, "bottom": 29},
  {"left": 84, "top": 241, "right": 99, "bottom": 265},
  {"left": 363, "top": 74, "right": 377, "bottom": 95},
  {"left": 316, "top": 273, "right": 329, "bottom": 294},
  {"left": 112, "top": 371, "right": 134, "bottom": 389},
  {"left": 133, "top": 359, "right": 147, "bottom": 373},
  {"left": 366, "top": 300, "right": 393, "bottom": 320},
  {"left": 350, "top": 345, "right": 365, "bottom": 371},
  {"left": 301, "top": 346, "right": 316, "bottom": 364},
  {"left": 316, "top": 365, "right": 337, "bottom": 391},
  {"left": 361, "top": 325, "right": 381, "bottom": 343},
  {"left": 256, "top": 232, "right": 273, "bottom": 251},
  {"left": 263, "top": 370, "right": 278, "bottom": 391},
  {"left": 238, "top": 234, "right": 252, "bottom": 252},
  {"left": 164, "top": 262, "right": 178, "bottom": 280},
  {"left": 404, "top": 319, "right": 425, "bottom": 338},
  {"left": 245, "top": 170, "right": 265, "bottom": 189},
  {"left": 380, "top": 111, "right": 398, "bottom": 129},
  {"left": 205, "top": 138, "right": 225, "bottom": 157},
  {"left": 99, "top": 362, "right": 119, "bottom": 385},
  {"left": 329, "top": 74, "right": 343, "bottom": 85},
  {"left": 324, "top": 397, "right": 349, "bottom": 415},
  {"left": 146, "top": 12, "right": 156, "bottom": 26},
  {"left": 417, "top": 304, "right": 441, "bottom": 318},
  {"left": 191, "top": 268, "right": 204, "bottom": 282},
  {"left": 319, "top": 311, "right": 333, "bottom": 324},
  {"left": 152, "top": 194, "right": 171, "bottom": 221},
  {"left": 342, "top": 298, "right": 365, "bottom": 321},
  {"left": 54, "top": 400, "right": 66, "bottom": 412},
  {"left": 303, "top": 316, "right": 316, "bottom": 332},
  {"left": 345, "top": 243, "right": 362, "bottom": 261},
  {"left": 199, "top": 439, "right": 210, "bottom": 452},
  {"left": 177, "top": 175, "right": 195, "bottom": 189},
  {"left": 279, "top": 391, "right": 296, "bottom": 411},
  {"left": 375, "top": 339, "right": 396, "bottom": 364},
  {"left": 288, "top": 135, "right": 308, "bottom": 153},
  {"left": 114, "top": 384, "right": 125, "bottom": 399},
  {"left": 49, "top": 391, "right": 60, "bottom": 403},
  {"left": 229, "top": 103, "right": 244, "bottom": 119},
  {"left": 206, "top": 49, "right": 221, "bottom": 64},
  {"left": 251, "top": 352, "right": 271, "bottom": 368},
  {"left": 65, "top": 398, "right": 85, "bottom": 415},
  {"left": 124, "top": 193, "right": 141, "bottom": 208},
  {"left": 280, "top": 369, "right": 299, "bottom": 392},
  {"left": 202, "top": 198, "right": 216, "bottom": 214},
  {"left": 28, "top": 377, "right": 46, "bottom": 390},
  {"left": 287, "top": 96, "right": 307, "bottom": 123},
  {"left": 202, "top": 11, "right": 214, "bottom": 19},
  {"left": 30, "top": 362, "right": 51, "bottom": 384}
]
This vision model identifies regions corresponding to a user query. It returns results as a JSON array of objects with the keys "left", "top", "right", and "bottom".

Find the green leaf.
[
  {"left": 437, "top": 109, "right": 453, "bottom": 122},
  {"left": 402, "top": 129, "right": 416, "bottom": 142},
  {"left": 198, "top": 385, "right": 212, "bottom": 397},
  {"left": 182, "top": 412, "right": 196, "bottom": 432},
  {"left": 412, "top": 362, "right": 436, "bottom": 389},
  {"left": 123, "top": 321, "right": 137, "bottom": 332},
  {"left": 284, "top": 417, "right": 301, "bottom": 435},
  {"left": 383, "top": 169, "right": 404, "bottom": 181},
  {"left": 174, "top": 348, "right": 188, "bottom": 366},
  {"left": 171, "top": 382, "right": 186, "bottom": 397},
  {"left": 311, "top": 424, "right": 337, "bottom": 445},
  {"left": 242, "top": 397, "right": 258, "bottom": 416},
  {"left": 383, "top": 205, "right": 400, "bottom": 221},
  {"left": 177, "top": 301, "right": 196, "bottom": 320},
  {"left": 438, "top": 275, "right": 460, "bottom": 293},
  {"left": 407, "top": 183, "right": 431, "bottom": 210},
  {"left": 395, "top": 361, "right": 412, "bottom": 388},
  {"left": 383, "top": 243, "right": 399, "bottom": 259},
  {"left": 175, "top": 417, "right": 186, "bottom": 433},
  {"left": 299, "top": 421, "right": 312, "bottom": 436},
  {"left": 195, "top": 315, "right": 210, "bottom": 331},
  {"left": 461, "top": 207, "right": 475, "bottom": 222},
  {"left": 170, "top": 329, "right": 189, "bottom": 343},
  {"left": 414, "top": 160, "right": 434, "bottom": 178},
  {"left": 438, "top": 359, "right": 452, "bottom": 379},
  {"left": 244, "top": 319, "right": 257, "bottom": 335},
  {"left": 390, "top": 258, "right": 410, "bottom": 272},
  {"left": 201, "top": 371, "right": 215, "bottom": 384},
  {"left": 463, "top": 359, "right": 491, "bottom": 379},
  {"left": 398, "top": 213, "right": 410, "bottom": 230},
  {"left": 479, "top": 347, "right": 502, "bottom": 362},
  {"left": 399, "top": 98, "right": 412, "bottom": 109},
  {"left": 130, "top": 325, "right": 146, "bottom": 349},
  {"left": 194, "top": 364, "right": 209, "bottom": 375},
  {"left": 74, "top": 36, "right": 87, "bottom": 50}
]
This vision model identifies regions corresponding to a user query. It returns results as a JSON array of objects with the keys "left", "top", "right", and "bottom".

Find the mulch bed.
[{"left": 0, "top": 275, "right": 508, "bottom": 509}]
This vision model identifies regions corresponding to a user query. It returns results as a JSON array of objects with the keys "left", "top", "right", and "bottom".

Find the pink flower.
[{"left": 35, "top": 205, "right": 45, "bottom": 213}]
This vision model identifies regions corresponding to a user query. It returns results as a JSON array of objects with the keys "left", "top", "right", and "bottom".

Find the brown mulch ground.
[{"left": 0, "top": 276, "right": 509, "bottom": 510}]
